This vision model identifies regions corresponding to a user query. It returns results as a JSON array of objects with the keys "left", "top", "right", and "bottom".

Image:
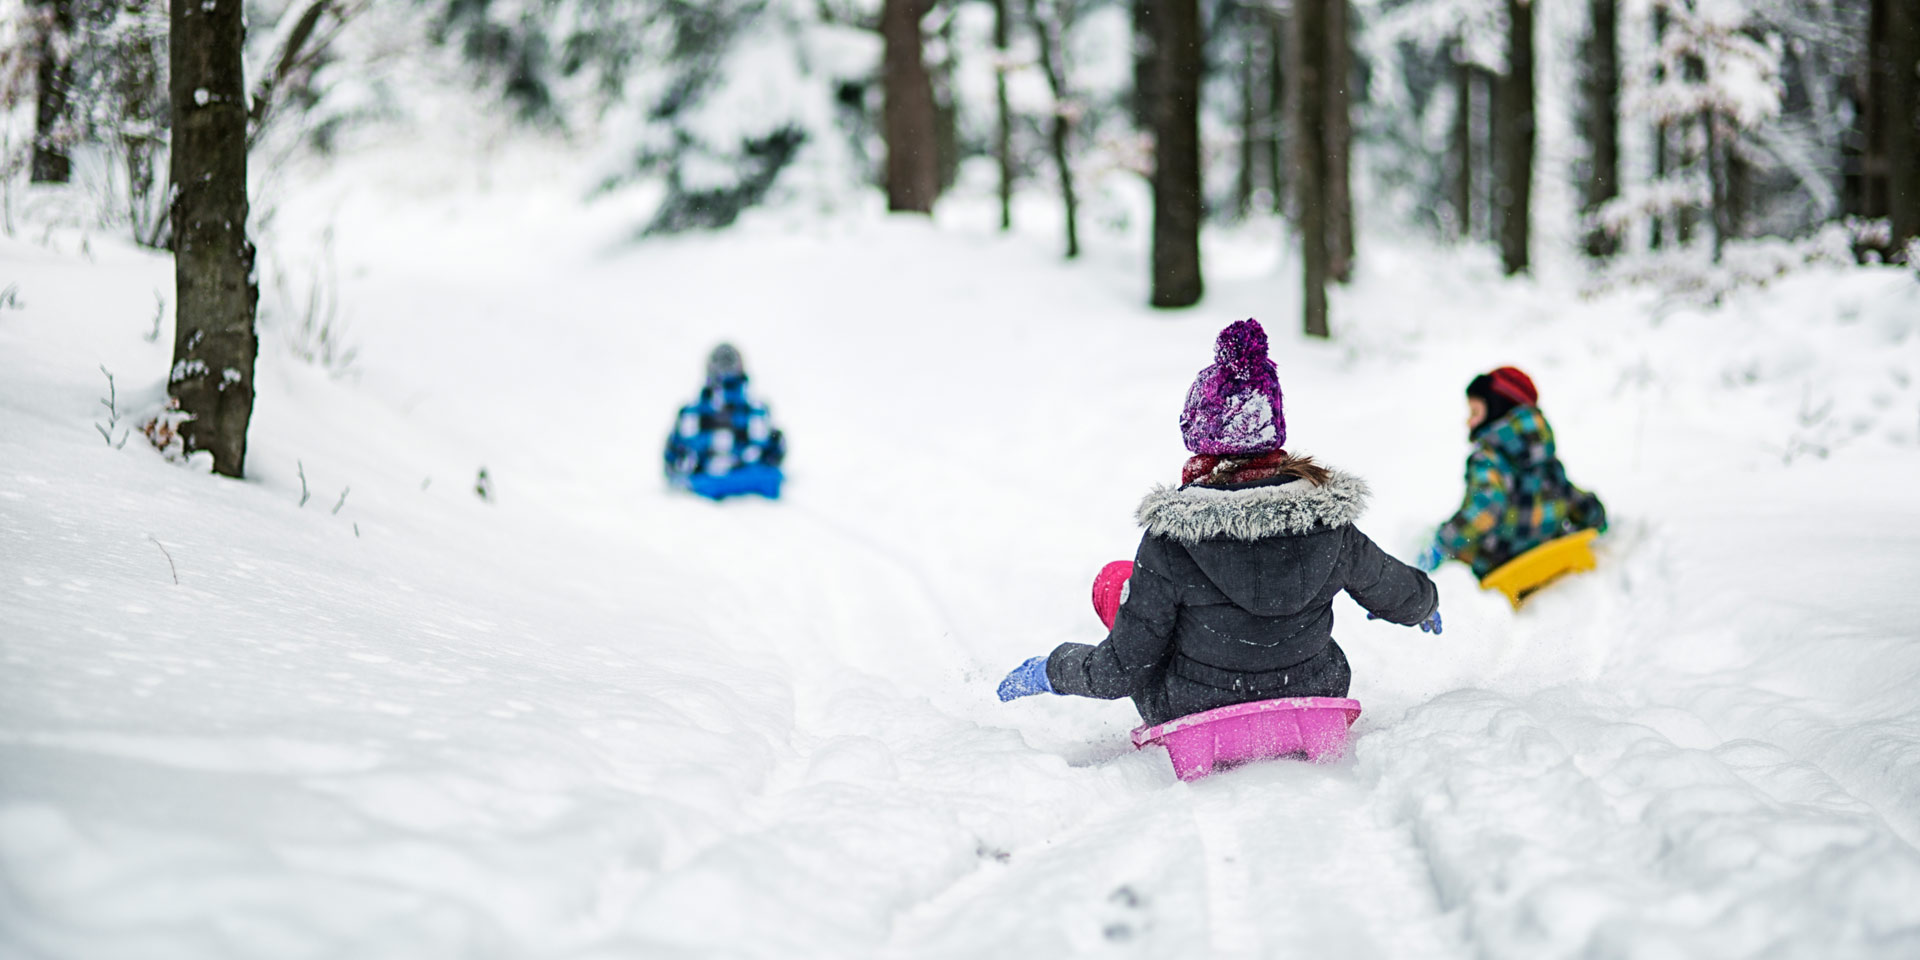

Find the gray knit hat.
[{"left": 706, "top": 342, "right": 744, "bottom": 380}]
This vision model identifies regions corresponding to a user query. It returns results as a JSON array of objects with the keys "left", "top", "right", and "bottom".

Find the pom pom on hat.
[{"left": 1214, "top": 319, "right": 1270, "bottom": 374}]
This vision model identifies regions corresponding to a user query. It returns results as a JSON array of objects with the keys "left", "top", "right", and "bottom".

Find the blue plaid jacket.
[
  {"left": 663, "top": 374, "right": 786, "bottom": 481},
  {"left": 1437, "top": 406, "right": 1606, "bottom": 578}
]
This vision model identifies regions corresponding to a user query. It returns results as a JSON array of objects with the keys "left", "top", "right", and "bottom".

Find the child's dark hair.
[
  {"left": 1466, "top": 367, "right": 1539, "bottom": 428},
  {"left": 1273, "top": 454, "right": 1331, "bottom": 485},
  {"left": 1198, "top": 453, "right": 1331, "bottom": 487}
]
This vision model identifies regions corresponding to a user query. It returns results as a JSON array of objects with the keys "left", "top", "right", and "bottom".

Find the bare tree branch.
[
  {"left": 815, "top": 0, "right": 880, "bottom": 32},
  {"left": 249, "top": 0, "right": 365, "bottom": 148},
  {"left": 147, "top": 535, "right": 178, "bottom": 585}
]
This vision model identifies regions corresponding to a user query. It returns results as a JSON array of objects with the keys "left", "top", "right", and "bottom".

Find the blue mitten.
[
  {"left": 1415, "top": 542, "right": 1446, "bottom": 572},
  {"left": 1367, "top": 609, "right": 1443, "bottom": 635},
  {"left": 996, "top": 656, "right": 1055, "bottom": 701}
]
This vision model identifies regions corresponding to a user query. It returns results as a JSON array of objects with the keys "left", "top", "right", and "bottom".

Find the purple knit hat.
[{"left": 1180, "top": 319, "right": 1285, "bottom": 455}]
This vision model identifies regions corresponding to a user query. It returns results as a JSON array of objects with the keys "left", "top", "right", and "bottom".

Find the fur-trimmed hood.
[{"left": 1136, "top": 469, "right": 1370, "bottom": 543}]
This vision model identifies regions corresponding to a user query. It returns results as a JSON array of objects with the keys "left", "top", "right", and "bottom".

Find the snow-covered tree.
[
  {"left": 1358, "top": 0, "right": 1506, "bottom": 242},
  {"left": 27, "top": 0, "right": 74, "bottom": 182},
  {"left": 1, "top": 5, "right": 42, "bottom": 221},
  {"left": 74, "top": 0, "right": 170, "bottom": 246},
  {"left": 425, "top": 0, "right": 880, "bottom": 233},
  {"left": 1026, "top": 0, "right": 1084, "bottom": 256},
  {"left": 1606, "top": 0, "right": 1783, "bottom": 261}
]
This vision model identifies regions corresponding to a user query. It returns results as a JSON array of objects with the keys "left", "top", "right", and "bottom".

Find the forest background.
[{"left": 6, "top": 0, "right": 1917, "bottom": 457}]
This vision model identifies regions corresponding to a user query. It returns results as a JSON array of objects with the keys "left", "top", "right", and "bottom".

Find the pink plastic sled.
[{"left": 1131, "top": 697, "right": 1362, "bottom": 781}]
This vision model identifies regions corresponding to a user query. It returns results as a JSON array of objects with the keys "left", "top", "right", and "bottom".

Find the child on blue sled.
[
  {"left": 997, "top": 320, "right": 1440, "bottom": 734},
  {"left": 664, "top": 343, "right": 786, "bottom": 500}
]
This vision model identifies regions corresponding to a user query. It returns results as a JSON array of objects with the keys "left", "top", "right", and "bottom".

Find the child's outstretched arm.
[
  {"left": 1434, "top": 449, "right": 1512, "bottom": 567},
  {"left": 1342, "top": 526, "right": 1440, "bottom": 628},
  {"left": 1571, "top": 487, "right": 1608, "bottom": 534},
  {"left": 997, "top": 540, "right": 1179, "bottom": 703},
  {"left": 663, "top": 405, "right": 700, "bottom": 479}
]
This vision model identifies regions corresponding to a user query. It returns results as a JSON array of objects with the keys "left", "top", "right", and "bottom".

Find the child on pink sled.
[{"left": 997, "top": 320, "right": 1441, "bottom": 779}]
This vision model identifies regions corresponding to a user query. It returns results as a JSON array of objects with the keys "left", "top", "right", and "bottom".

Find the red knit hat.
[
  {"left": 1489, "top": 366, "right": 1538, "bottom": 405},
  {"left": 1470, "top": 366, "right": 1538, "bottom": 407}
]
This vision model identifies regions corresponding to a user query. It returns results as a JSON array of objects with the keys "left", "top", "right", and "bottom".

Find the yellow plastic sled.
[{"left": 1478, "top": 529, "right": 1601, "bottom": 609}]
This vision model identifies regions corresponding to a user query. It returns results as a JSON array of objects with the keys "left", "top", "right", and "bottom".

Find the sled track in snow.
[{"left": 1190, "top": 784, "right": 1262, "bottom": 958}]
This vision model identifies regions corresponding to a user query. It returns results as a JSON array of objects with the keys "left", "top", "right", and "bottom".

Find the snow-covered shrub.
[
  {"left": 69, "top": 0, "right": 170, "bottom": 247},
  {"left": 425, "top": 0, "right": 874, "bottom": 234},
  {"left": 638, "top": 123, "right": 808, "bottom": 233},
  {"left": 1586, "top": 220, "right": 1857, "bottom": 304},
  {"left": 266, "top": 233, "right": 358, "bottom": 376},
  {"left": 141, "top": 397, "right": 192, "bottom": 461},
  {"left": 0, "top": 0, "right": 45, "bottom": 234},
  {"left": 602, "top": 1, "right": 878, "bottom": 233}
]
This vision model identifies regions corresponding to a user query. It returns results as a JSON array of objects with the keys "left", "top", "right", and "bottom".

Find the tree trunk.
[
  {"left": 169, "top": 0, "right": 259, "bottom": 478},
  {"left": 29, "top": 0, "right": 76, "bottom": 184},
  {"left": 1450, "top": 51, "right": 1473, "bottom": 241},
  {"left": 1649, "top": 3, "right": 1670, "bottom": 249},
  {"left": 1266, "top": 17, "right": 1286, "bottom": 215},
  {"left": 1293, "top": 0, "right": 1330, "bottom": 337},
  {"left": 1048, "top": 103, "right": 1080, "bottom": 259},
  {"left": 1236, "top": 36, "right": 1256, "bottom": 219},
  {"left": 882, "top": 0, "right": 939, "bottom": 214},
  {"left": 1651, "top": 122, "right": 1667, "bottom": 248},
  {"left": 1582, "top": 0, "right": 1619, "bottom": 257},
  {"left": 934, "top": 10, "right": 961, "bottom": 193},
  {"left": 1028, "top": 0, "right": 1079, "bottom": 258},
  {"left": 1150, "top": 0, "right": 1203, "bottom": 307},
  {"left": 1495, "top": 0, "right": 1533, "bottom": 275},
  {"left": 1677, "top": 38, "right": 1702, "bottom": 247},
  {"left": 994, "top": 0, "right": 1014, "bottom": 231},
  {"left": 1476, "top": 66, "right": 1495, "bottom": 244},
  {"left": 249, "top": 0, "right": 332, "bottom": 145},
  {"left": 1861, "top": 0, "right": 1891, "bottom": 220},
  {"left": 1706, "top": 114, "right": 1730, "bottom": 262},
  {"left": 1676, "top": 145, "right": 1696, "bottom": 246},
  {"left": 1727, "top": 139, "right": 1750, "bottom": 241},
  {"left": 1132, "top": 0, "right": 1160, "bottom": 131},
  {"left": 1888, "top": 0, "right": 1919, "bottom": 257},
  {"left": 1325, "top": 0, "right": 1354, "bottom": 283}
]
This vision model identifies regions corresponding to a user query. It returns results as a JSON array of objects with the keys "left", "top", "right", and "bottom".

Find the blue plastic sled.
[{"left": 684, "top": 464, "right": 784, "bottom": 501}]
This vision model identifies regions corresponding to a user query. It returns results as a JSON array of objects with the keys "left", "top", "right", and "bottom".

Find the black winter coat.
[{"left": 1046, "top": 470, "right": 1438, "bottom": 726}]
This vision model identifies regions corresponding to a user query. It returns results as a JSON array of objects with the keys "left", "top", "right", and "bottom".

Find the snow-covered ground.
[{"left": 4, "top": 137, "right": 1919, "bottom": 959}]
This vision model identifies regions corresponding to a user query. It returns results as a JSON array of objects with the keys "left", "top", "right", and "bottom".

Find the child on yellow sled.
[{"left": 1419, "top": 367, "right": 1607, "bottom": 578}]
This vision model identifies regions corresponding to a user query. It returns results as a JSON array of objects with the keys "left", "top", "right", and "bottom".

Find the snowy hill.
[{"left": 3, "top": 142, "right": 1920, "bottom": 958}]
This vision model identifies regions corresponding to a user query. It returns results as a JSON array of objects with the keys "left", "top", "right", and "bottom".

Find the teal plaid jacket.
[{"left": 1437, "top": 406, "right": 1607, "bottom": 578}]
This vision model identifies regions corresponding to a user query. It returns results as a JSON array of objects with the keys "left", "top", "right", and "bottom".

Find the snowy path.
[{"left": 5, "top": 161, "right": 1920, "bottom": 957}]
